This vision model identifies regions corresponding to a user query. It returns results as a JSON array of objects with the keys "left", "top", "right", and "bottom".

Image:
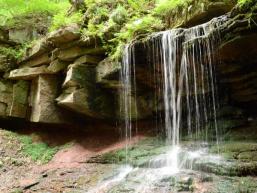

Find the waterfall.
[
  {"left": 120, "top": 44, "right": 137, "bottom": 162},
  {"left": 86, "top": 16, "right": 228, "bottom": 193},
  {"left": 120, "top": 16, "right": 227, "bottom": 169}
]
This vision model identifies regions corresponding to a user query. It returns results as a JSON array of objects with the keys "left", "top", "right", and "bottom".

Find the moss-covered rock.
[{"left": 88, "top": 137, "right": 168, "bottom": 166}]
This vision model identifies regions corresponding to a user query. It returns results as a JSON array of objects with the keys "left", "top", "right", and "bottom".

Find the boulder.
[
  {"left": 57, "top": 87, "right": 114, "bottom": 119},
  {"left": 57, "top": 46, "right": 105, "bottom": 61},
  {"left": 47, "top": 24, "right": 80, "bottom": 46},
  {"left": 8, "top": 80, "right": 30, "bottom": 118},
  {"left": 30, "top": 75, "right": 70, "bottom": 124},
  {"left": 96, "top": 58, "right": 121, "bottom": 88},
  {"left": 0, "top": 80, "right": 13, "bottom": 116},
  {"left": 20, "top": 53, "right": 51, "bottom": 68},
  {"left": 47, "top": 59, "right": 69, "bottom": 73},
  {"left": 62, "top": 63, "right": 95, "bottom": 88},
  {"left": 8, "top": 65, "right": 51, "bottom": 80},
  {"left": 23, "top": 38, "right": 52, "bottom": 60},
  {"left": 74, "top": 55, "right": 103, "bottom": 65},
  {"left": 8, "top": 28, "right": 33, "bottom": 43}
]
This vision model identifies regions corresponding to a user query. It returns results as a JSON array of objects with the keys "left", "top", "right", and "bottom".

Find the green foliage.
[
  {"left": 118, "top": 15, "right": 163, "bottom": 41},
  {"left": 18, "top": 135, "right": 58, "bottom": 164},
  {"left": 0, "top": 44, "right": 29, "bottom": 60},
  {"left": 50, "top": 11, "right": 83, "bottom": 31},
  {"left": 237, "top": 0, "right": 253, "bottom": 7},
  {"left": 82, "top": 0, "right": 162, "bottom": 59},
  {"left": 154, "top": 0, "right": 192, "bottom": 17},
  {"left": 0, "top": 0, "right": 70, "bottom": 26}
]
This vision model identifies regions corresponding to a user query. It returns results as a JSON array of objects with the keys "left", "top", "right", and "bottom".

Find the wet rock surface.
[{"left": 1, "top": 127, "right": 257, "bottom": 193}]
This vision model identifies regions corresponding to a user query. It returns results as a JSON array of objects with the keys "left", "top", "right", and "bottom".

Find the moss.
[
  {"left": 18, "top": 135, "right": 58, "bottom": 164},
  {"left": 4, "top": 130, "right": 65, "bottom": 164},
  {"left": 214, "top": 177, "right": 257, "bottom": 193},
  {"left": 210, "top": 142, "right": 257, "bottom": 160},
  {"left": 0, "top": 42, "right": 30, "bottom": 61},
  {"left": 93, "top": 137, "right": 168, "bottom": 166}
]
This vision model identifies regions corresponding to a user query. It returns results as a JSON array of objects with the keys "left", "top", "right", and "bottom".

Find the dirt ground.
[{"left": 0, "top": 128, "right": 147, "bottom": 193}]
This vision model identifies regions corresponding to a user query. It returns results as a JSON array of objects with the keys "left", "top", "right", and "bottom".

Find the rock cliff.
[{"left": 0, "top": 1, "right": 256, "bottom": 133}]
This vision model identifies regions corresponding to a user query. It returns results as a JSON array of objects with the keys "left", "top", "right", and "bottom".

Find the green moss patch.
[
  {"left": 89, "top": 137, "right": 168, "bottom": 166},
  {"left": 18, "top": 135, "right": 58, "bottom": 164},
  {"left": 4, "top": 130, "right": 64, "bottom": 164},
  {"left": 210, "top": 142, "right": 257, "bottom": 161}
]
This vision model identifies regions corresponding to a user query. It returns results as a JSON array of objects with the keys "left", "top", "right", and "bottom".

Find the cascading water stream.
[
  {"left": 121, "top": 15, "right": 226, "bottom": 170},
  {"left": 120, "top": 44, "right": 138, "bottom": 163}
]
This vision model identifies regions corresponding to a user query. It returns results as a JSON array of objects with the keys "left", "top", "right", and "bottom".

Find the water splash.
[{"left": 87, "top": 165, "right": 133, "bottom": 193}]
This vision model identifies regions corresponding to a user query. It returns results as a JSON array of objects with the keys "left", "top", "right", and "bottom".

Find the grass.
[
  {"left": 4, "top": 131, "right": 60, "bottom": 164},
  {"left": 18, "top": 135, "right": 59, "bottom": 164}
]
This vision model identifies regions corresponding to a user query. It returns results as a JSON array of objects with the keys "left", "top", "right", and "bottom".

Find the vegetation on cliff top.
[
  {"left": 0, "top": 0, "right": 70, "bottom": 27},
  {"left": 0, "top": 0, "right": 255, "bottom": 59}
]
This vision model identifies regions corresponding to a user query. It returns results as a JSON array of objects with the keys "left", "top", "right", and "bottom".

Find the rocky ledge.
[{"left": 0, "top": 2, "right": 256, "bottom": 131}]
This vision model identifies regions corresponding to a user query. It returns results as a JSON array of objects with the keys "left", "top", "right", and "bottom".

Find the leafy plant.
[
  {"left": 50, "top": 10, "right": 83, "bottom": 31},
  {"left": 0, "top": 44, "right": 29, "bottom": 60},
  {"left": 154, "top": 0, "right": 192, "bottom": 17},
  {"left": 0, "top": 0, "right": 70, "bottom": 26}
]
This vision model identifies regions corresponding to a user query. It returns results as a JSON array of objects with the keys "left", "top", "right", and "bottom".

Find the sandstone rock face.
[
  {"left": 164, "top": 0, "right": 236, "bottom": 28},
  {"left": 47, "top": 24, "right": 80, "bottom": 46},
  {"left": 57, "top": 87, "right": 113, "bottom": 118},
  {"left": 0, "top": 3, "right": 256, "bottom": 129},
  {"left": 62, "top": 63, "right": 95, "bottom": 88},
  {"left": 30, "top": 75, "right": 67, "bottom": 123},
  {"left": 58, "top": 61, "right": 114, "bottom": 118},
  {"left": 8, "top": 28, "right": 33, "bottom": 44},
  {"left": 0, "top": 79, "right": 29, "bottom": 119},
  {"left": 8, "top": 80, "right": 30, "bottom": 118},
  {"left": 117, "top": 92, "right": 155, "bottom": 120},
  {"left": 74, "top": 55, "right": 102, "bottom": 65},
  {"left": 3, "top": 24, "right": 117, "bottom": 124},
  {"left": 56, "top": 46, "right": 105, "bottom": 61},
  {"left": 217, "top": 14, "right": 257, "bottom": 113},
  {"left": 8, "top": 66, "right": 51, "bottom": 80},
  {"left": 96, "top": 58, "right": 121, "bottom": 88},
  {"left": 23, "top": 38, "right": 51, "bottom": 60},
  {"left": 20, "top": 53, "right": 51, "bottom": 68},
  {"left": 47, "top": 59, "right": 69, "bottom": 73},
  {"left": 0, "top": 80, "right": 13, "bottom": 117}
]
